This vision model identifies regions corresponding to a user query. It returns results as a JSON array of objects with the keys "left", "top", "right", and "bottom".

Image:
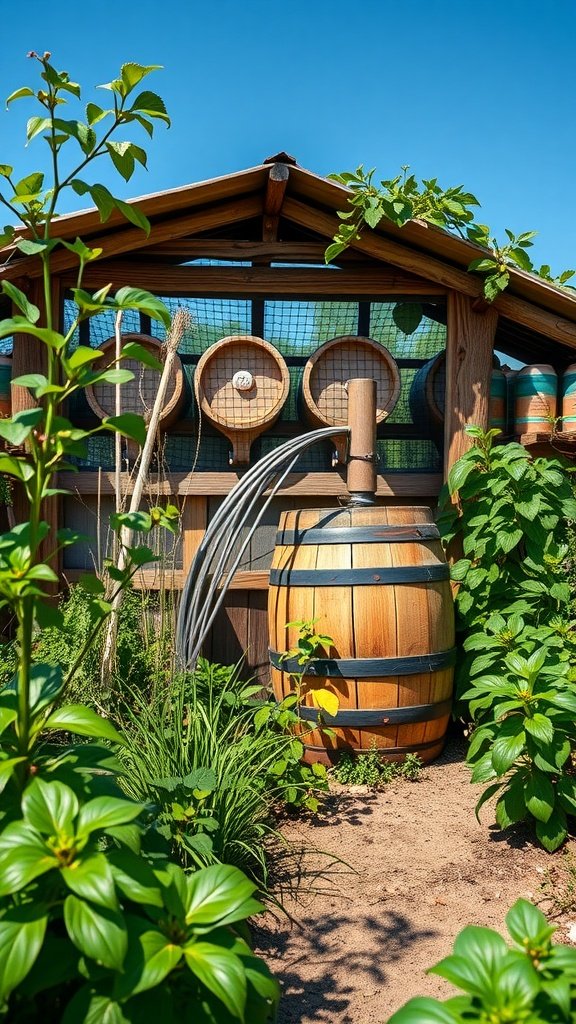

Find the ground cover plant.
[
  {"left": 333, "top": 748, "right": 422, "bottom": 787},
  {"left": 387, "top": 898, "right": 576, "bottom": 1023},
  {"left": 438, "top": 426, "right": 576, "bottom": 850},
  {"left": 0, "top": 53, "right": 279, "bottom": 1021}
]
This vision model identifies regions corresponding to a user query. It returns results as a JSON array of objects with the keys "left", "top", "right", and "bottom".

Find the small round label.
[{"left": 232, "top": 370, "right": 254, "bottom": 391}]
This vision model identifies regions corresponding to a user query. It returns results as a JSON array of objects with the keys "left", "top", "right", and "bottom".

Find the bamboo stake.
[{"left": 100, "top": 308, "right": 190, "bottom": 688}]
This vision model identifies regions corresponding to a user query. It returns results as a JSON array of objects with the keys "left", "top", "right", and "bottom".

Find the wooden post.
[
  {"left": 182, "top": 497, "right": 208, "bottom": 572},
  {"left": 444, "top": 291, "right": 499, "bottom": 478},
  {"left": 347, "top": 378, "right": 377, "bottom": 498},
  {"left": 263, "top": 163, "right": 290, "bottom": 241}
]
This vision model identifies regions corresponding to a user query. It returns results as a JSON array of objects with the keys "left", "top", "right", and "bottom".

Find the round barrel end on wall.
[{"left": 268, "top": 505, "right": 455, "bottom": 767}]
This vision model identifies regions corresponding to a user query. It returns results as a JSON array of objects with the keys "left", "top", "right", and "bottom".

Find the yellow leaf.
[{"left": 312, "top": 688, "right": 339, "bottom": 717}]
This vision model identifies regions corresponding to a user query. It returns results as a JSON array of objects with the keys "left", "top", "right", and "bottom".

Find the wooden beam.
[
  {"left": 2, "top": 196, "right": 263, "bottom": 281},
  {"left": 181, "top": 496, "right": 208, "bottom": 572},
  {"left": 63, "top": 568, "right": 270, "bottom": 591},
  {"left": 141, "top": 239, "right": 366, "bottom": 262},
  {"left": 263, "top": 163, "right": 289, "bottom": 241},
  {"left": 59, "top": 470, "right": 443, "bottom": 498},
  {"left": 65, "top": 262, "right": 444, "bottom": 296},
  {"left": 282, "top": 197, "right": 576, "bottom": 350},
  {"left": 444, "top": 291, "right": 499, "bottom": 477}
]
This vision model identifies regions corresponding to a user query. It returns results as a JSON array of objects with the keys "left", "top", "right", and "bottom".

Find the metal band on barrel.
[
  {"left": 289, "top": 699, "right": 452, "bottom": 727},
  {"left": 275, "top": 524, "right": 441, "bottom": 546},
  {"left": 268, "top": 564, "right": 450, "bottom": 587},
  {"left": 268, "top": 648, "right": 457, "bottom": 677}
]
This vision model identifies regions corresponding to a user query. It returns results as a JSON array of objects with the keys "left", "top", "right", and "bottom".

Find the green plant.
[
  {"left": 280, "top": 617, "right": 339, "bottom": 717},
  {"left": 117, "top": 661, "right": 328, "bottom": 881},
  {"left": 326, "top": 164, "right": 576, "bottom": 302},
  {"left": 333, "top": 746, "right": 422, "bottom": 787},
  {"left": 388, "top": 898, "right": 576, "bottom": 1024},
  {"left": 0, "top": 54, "right": 278, "bottom": 1020}
]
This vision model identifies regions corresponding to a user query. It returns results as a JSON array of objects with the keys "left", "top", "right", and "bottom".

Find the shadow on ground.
[{"left": 255, "top": 909, "right": 437, "bottom": 1024}]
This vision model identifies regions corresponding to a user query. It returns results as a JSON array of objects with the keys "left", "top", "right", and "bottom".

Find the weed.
[{"left": 333, "top": 746, "right": 423, "bottom": 787}]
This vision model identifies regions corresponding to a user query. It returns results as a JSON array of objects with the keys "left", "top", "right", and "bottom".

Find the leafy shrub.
[
  {"left": 438, "top": 427, "right": 576, "bottom": 851},
  {"left": 388, "top": 899, "right": 576, "bottom": 1023},
  {"left": 116, "top": 660, "right": 328, "bottom": 883}
]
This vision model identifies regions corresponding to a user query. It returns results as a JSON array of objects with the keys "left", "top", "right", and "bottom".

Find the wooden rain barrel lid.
[
  {"left": 194, "top": 335, "right": 290, "bottom": 464},
  {"left": 301, "top": 335, "right": 400, "bottom": 462},
  {"left": 514, "top": 364, "right": 558, "bottom": 436},
  {"left": 85, "top": 333, "right": 185, "bottom": 430},
  {"left": 268, "top": 504, "right": 455, "bottom": 766}
]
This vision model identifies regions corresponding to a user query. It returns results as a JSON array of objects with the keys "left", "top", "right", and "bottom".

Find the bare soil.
[{"left": 255, "top": 733, "right": 576, "bottom": 1023}]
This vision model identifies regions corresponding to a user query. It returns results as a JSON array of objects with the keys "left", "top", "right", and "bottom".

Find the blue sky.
[{"left": 1, "top": 0, "right": 575, "bottom": 272}]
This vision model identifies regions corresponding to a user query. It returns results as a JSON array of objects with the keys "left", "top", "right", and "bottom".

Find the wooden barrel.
[
  {"left": 411, "top": 354, "right": 505, "bottom": 437},
  {"left": 0, "top": 356, "right": 11, "bottom": 417},
  {"left": 268, "top": 505, "right": 455, "bottom": 765},
  {"left": 86, "top": 333, "right": 185, "bottom": 430},
  {"left": 195, "top": 335, "right": 290, "bottom": 465},
  {"left": 514, "top": 364, "right": 558, "bottom": 435},
  {"left": 490, "top": 369, "right": 506, "bottom": 435},
  {"left": 562, "top": 364, "right": 576, "bottom": 431}
]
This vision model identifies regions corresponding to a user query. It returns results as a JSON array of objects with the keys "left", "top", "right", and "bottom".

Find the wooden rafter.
[
  {"left": 140, "top": 239, "right": 366, "bottom": 262},
  {"left": 263, "top": 163, "right": 290, "bottom": 241}
]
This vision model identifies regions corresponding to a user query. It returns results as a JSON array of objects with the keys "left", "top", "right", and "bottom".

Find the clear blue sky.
[{"left": 1, "top": 0, "right": 575, "bottom": 272}]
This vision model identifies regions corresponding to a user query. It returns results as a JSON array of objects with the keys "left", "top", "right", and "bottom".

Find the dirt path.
[{"left": 256, "top": 735, "right": 574, "bottom": 1023}]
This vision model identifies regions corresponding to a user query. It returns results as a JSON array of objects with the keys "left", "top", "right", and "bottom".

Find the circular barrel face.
[
  {"left": 86, "top": 334, "right": 184, "bottom": 428},
  {"left": 195, "top": 336, "right": 289, "bottom": 431},
  {"left": 302, "top": 336, "right": 400, "bottom": 428},
  {"left": 268, "top": 505, "right": 455, "bottom": 766}
]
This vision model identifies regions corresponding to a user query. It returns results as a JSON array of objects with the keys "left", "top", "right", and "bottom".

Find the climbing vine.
[{"left": 326, "top": 165, "right": 575, "bottom": 302}]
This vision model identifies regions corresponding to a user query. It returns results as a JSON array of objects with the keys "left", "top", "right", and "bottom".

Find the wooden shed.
[{"left": 3, "top": 153, "right": 576, "bottom": 681}]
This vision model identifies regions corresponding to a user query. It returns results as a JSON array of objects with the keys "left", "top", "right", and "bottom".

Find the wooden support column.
[
  {"left": 262, "top": 163, "right": 289, "bottom": 241},
  {"left": 444, "top": 291, "right": 499, "bottom": 478}
]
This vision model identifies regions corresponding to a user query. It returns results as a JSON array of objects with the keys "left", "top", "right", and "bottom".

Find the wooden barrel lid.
[
  {"left": 85, "top": 333, "right": 185, "bottom": 429},
  {"left": 194, "top": 335, "right": 290, "bottom": 464},
  {"left": 302, "top": 336, "right": 400, "bottom": 462}
]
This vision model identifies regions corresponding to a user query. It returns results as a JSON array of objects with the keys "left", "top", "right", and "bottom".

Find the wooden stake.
[{"left": 347, "top": 378, "right": 377, "bottom": 498}]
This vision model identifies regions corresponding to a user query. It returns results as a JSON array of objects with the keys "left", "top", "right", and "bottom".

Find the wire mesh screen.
[
  {"left": 63, "top": 295, "right": 446, "bottom": 473},
  {"left": 0, "top": 338, "right": 12, "bottom": 356}
]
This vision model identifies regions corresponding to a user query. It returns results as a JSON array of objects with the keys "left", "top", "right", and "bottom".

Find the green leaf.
[
  {"left": 524, "top": 713, "right": 553, "bottom": 746},
  {"left": 387, "top": 998, "right": 461, "bottom": 1024},
  {"left": 495, "top": 776, "right": 527, "bottom": 828},
  {"left": 23, "top": 778, "right": 79, "bottom": 835},
  {"left": 44, "top": 705, "right": 127, "bottom": 746},
  {"left": 185, "top": 864, "right": 262, "bottom": 929},
  {"left": 0, "top": 316, "right": 65, "bottom": 350},
  {"left": 6, "top": 86, "right": 35, "bottom": 106},
  {"left": 130, "top": 89, "right": 171, "bottom": 126},
  {"left": 62, "top": 853, "right": 117, "bottom": 909},
  {"left": 183, "top": 942, "right": 246, "bottom": 1020},
  {"left": 491, "top": 719, "right": 526, "bottom": 775},
  {"left": 108, "top": 850, "right": 163, "bottom": 907},
  {"left": 0, "top": 836, "right": 58, "bottom": 896},
  {"left": 1, "top": 281, "right": 40, "bottom": 323},
  {"left": 102, "top": 412, "right": 146, "bottom": 446},
  {"left": 64, "top": 895, "right": 127, "bottom": 970},
  {"left": 113, "top": 287, "right": 171, "bottom": 329},
  {"left": 535, "top": 806, "right": 567, "bottom": 852},
  {"left": 525, "top": 771, "right": 554, "bottom": 823},
  {"left": 62, "top": 990, "right": 129, "bottom": 1024},
  {"left": 121, "top": 63, "right": 162, "bottom": 93},
  {"left": 506, "top": 898, "right": 552, "bottom": 946},
  {"left": 0, "top": 904, "right": 48, "bottom": 1002},
  {"left": 392, "top": 302, "right": 423, "bottom": 335},
  {"left": 121, "top": 340, "right": 163, "bottom": 370},
  {"left": 117, "top": 924, "right": 182, "bottom": 998},
  {"left": 76, "top": 796, "right": 143, "bottom": 837},
  {"left": 0, "top": 407, "right": 43, "bottom": 446}
]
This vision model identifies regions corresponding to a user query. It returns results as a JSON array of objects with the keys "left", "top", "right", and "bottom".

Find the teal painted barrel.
[
  {"left": 0, "top": 356, "right": 11, "bottom": 417},
  {"left": 562, "top": 364, "right": 576, "bottom": 431},
  {"left": 489, "top": 369, "right": 506, "bottom": 435},
  {"left": 514, "top": 364, "right": 557, "bottom": 435}
]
